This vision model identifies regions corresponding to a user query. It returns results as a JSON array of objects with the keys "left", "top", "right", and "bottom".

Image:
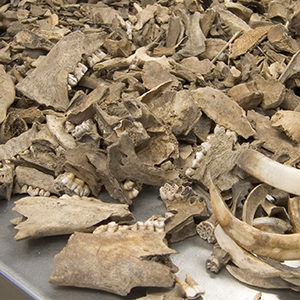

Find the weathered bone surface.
[
  {"left": 0, "top": 162, "right": 14, "bottom": 200},
  {"left": 191, "top": 87, "right": 255, "bottom": 139},
  {"left": 271, "top": 110, "right": 300, "bottom": 143},
  {"left": 15, "top": 166, "right": 57, "bottom": 196},
  {"left": 210, "top": 179, "right": 300, "bottom": 260},
  {"left": 12, "top": 195, "right": 134, "bottom": 240},
  {"left": 160, "top": 183, "right": 208, "bottom": 242},
  {"left": 0, "top": 64, "right": 15, "bottom": 124},
  {"left": 16, "top": 32, "right": 104, "bottom": 111},
  {"left": 289, "top": 197, "right": 300, "bottom": 233},
  {"left": 49, "top": 222, "right": 176, "bottom": 295}
]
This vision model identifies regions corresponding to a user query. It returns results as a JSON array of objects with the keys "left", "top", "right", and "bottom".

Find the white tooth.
[
  {"left": 137, "top": 221, "right": 146, "bottom": 230},
  {"left": 74, "top": 63, "right": 88, "bottom": 81},
  {"left": 67, "top": 73, "right": 77, "bottom": 86},
  {"left": 128, "top": 188, "right": 139, "bottom": 199},
  {"left": 5, "top": 159, "right": 11, "bottom": 164},
  {"left": 74, "top": 186, "right": 82, "bottom": 195},
  {"left": 21, "top": 185, "right": 28, "bottom": 193},
  {"left": 39, "top": 189, "right": 45, "bottom": 196},
  {"left": 65, "top": 178, "right": 74, "bottom": 189},
  {"left": 74, "top": 178, "right": 84, "bottom": 187},
  {"left": 70, "top": 182, "right": 77, "bottom": 191},
  {"left": 82, "top": 185, "right": 90, "bottom": 196},
  {"left": 27, "top": 186, "right": 34, "bottom": 195},
  {"left": 167, "top": 193, "right": 174, "bottom": 201},
  {"left": 201, "top": 142, "right": 211, "bottom": 154},
  {"left": 159, "top": 189, "right": 167, "bottom": 200},
  {"left": 154, "top": 220, "right": 165, "bottom": 232},
  {"left": 185, "top": 168, "right": 195, "bottom": 176},
  {"left": 123, "top": 180, "right": 134, "bottom": 191},
  {"left": 131, "top": 223, "right": 138, "bottom": 231},
  {"left": 107, "top": 222, "right": 118, "bottom": 232},
  {"left": 23, "top": 149, "right": 30, "bottom": 155},
  {"left": 44, "top": 191, "right": 50, "bottom": 197}
]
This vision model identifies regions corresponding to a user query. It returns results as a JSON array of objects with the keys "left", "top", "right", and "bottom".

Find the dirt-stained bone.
[
  {"left": 12, "top": 195, "right": 134, "bottom": 240},
  {"left": 49, "top": 222, "right": 176, "bottom": 295}
]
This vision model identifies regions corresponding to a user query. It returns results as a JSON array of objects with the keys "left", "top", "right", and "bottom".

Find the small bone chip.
[
  {"left": 49, "top": 223, "right": 176, "bottom": 295},
  {"left": 12, "top": 195, "right": 134, "bottom": 240}
]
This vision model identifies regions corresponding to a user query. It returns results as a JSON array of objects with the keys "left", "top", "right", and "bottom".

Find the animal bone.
[
  {"left": 12, "top": 195, "right": 134, "bottom": 240},
  {"left": 210, "top": 179, "right": 300, "bottom": 260},
  {"left": 49, "top": 221, "right": 176, "bottom": 295},
  {"left": 237, "top": 149, "right": 300, "bottom": 196}
]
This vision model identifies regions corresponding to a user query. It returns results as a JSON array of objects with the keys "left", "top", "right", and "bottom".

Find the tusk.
[
  {"left": 210, "top": 179, "right": 300, "bottom": 260},
  {"left": 237, "top": 149, "right": 300, "bottom": 196}
]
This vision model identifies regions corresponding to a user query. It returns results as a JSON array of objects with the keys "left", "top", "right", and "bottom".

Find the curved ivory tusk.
[
  {"left": 210, "top": 179, "right": 300, "bottom": 260},
  {"left": 237, "top": 149, "right": 300, "bottom": 196}
]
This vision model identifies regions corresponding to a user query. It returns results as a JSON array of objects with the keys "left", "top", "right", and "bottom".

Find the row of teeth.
[
  {"left": 57, "top": 172, "right": 90, "bottom": 197},
  {"left": 176, "top": 274, "right": 204, "bottom": 300},
  {"left": 67, "top": 48, "right": 107, "bottom": 89},
  {"left": 159, "top": 183, "right": 194, "bottom": 202},
  {"left": 123, "top": 180, "right": 139, "bottom": 200},
  {"left": 20, "top": 184, "right": 51, "bottom": 197},
  {"left": 95, "top": 220, "right": 165, "bottom": 234},
  {"left": 67, "top": 62, "right": 88, "bottom": 89},
  {"left": 196, "top": 221, "right": 216, "bottom": 244},
  {"left": 186, "top": 125, "right": 237, "bottom": 177}
]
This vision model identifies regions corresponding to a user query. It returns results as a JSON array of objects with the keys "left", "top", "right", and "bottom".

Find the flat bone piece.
[
  {"left": 12, "top": 195, "right": 134, "bottom": 240},
  {"left": 210, "top": 179, "right": 300, "bottom": 260},
  {"left": 16, "top": 31, "right": 104, "bottom": 111},
  {"left": 191, "top": 87, "right": 255, "bottom": 139},
  {"left": 49, "top": 227, "right": 176, "bottom": 295}
]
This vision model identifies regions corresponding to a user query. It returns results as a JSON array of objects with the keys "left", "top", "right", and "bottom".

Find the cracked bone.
[{"left": 210, "top": 179, "right": 300, "bottom": 260}]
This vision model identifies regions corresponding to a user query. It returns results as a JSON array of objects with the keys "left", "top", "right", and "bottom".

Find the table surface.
[{"left": 0, "top": 186, "right": 299, "bottom": 300}]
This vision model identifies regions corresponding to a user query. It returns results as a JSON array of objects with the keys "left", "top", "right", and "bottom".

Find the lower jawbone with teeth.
[
  {"left": 210, "top": 179, "right": 300, "bottom": 261},
  {"left": 55, "top": 172, "right": 90, "bottom": 197}
]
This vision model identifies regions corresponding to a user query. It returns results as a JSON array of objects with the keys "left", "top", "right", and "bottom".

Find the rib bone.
[{"left": 210, "top": 179, "right": 300, "bottom": 260}]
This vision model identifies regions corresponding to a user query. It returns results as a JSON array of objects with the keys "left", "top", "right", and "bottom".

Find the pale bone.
[
  {"left": 252, "top": 217, "right": 292, "bottom": 234},
  {"left": 16, "top": 31, "right": 104, "bottom": 111},
  {"left": 87, "top": 49, "right": 106, "bottom": 67},
  {"left": 210, "top": 179, "right": 300, "bottom": 260},
  {"left": 279, "top": 50, "right": 300, "bottom": 83},
  {"left": 176, "top": 274, "right": 204, "bottom": 299},
  {"left": 226, "top": 264, "right": 300, "bottom": 290},
  {"left": 54, "top": 172, "right": 90, "bottom": 197},
  {"left": 46, "top": 114, "right": 76, "bottom": 149},
  {"left": 15, "top": 166, "right": 57, "bottom": 196},
  {"left": 49, "top": 226, "right": 176, "bottom": 295},
  {"left": 196, "top": 214, "right": 217, "bottom": 244},
  {"left": 215, "top": 225, "right": 282, "bottom": 278},
  {"left": 12, "top": 195, "right": 134, "bottom": 240},
  {"left": 242, "top": 184, "right": 268, "bottom": 225},
  {"left": 271, "top": 110, "right": 300, "bottom": 143},
  {"left": 237, "top": 149, "right": 300, "bottom": 196},
  {"left": 191, "top": 87, "right": 255, "bottom": 139},
  {"left": 134, "top": 4, "right": 157, "bottom": 31},
  {"left": 289, "top": 197, "right": 300, "bottom": 233},
  {"left": 0, "top": 64, "right": 15, "bottom": 124},
  {"left": 206, "top": 242, "right": 230, "bottom": 273}
]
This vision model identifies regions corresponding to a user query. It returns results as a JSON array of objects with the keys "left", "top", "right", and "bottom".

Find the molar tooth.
[
  {"left": 123, "top": 180, "right": 135, "bottom": 191},
  {"left": 167, "top": 192, "right": 174, "bottom": 201},
  {"left": 69, "top": 181, "right": 78, "bottom": 191},
  {"left": 74, "top": 178, "right": 84, "bottom": 187},
  {"left": 128, "top": 188, "right": 139, "bottom": 200},
  {"left": 27, "top": 186, "right": 33, "bottom": 195},
  {"left": 65, "top": 121, "right": 75, "bottom": 132},
  {"left": 74, "top": 63, "right": 88, "bottom": 81},
  {"left": 137, "top": 221, "right": 146, "bottom": 230},
  {"left": 39, "top": 189, "right": 45, "bottom": 196},
  {"left": 107, "top": 221, "right": 118, "bottom": 233},
  {"left": 44, "top": 191, "right": 50, "bottom": 197},
  {"left": 61, "top": 173, "right": 75, "bottom": 184},
  {"left": 21, "top": 185, "right": 28, "bottom": 193},
  {"left": 5, "top": 159, "right": 11, "bottom": 164},
  {"left": 201, "top": 141, "right": 211, "bottom": 154},
  {"left": 185, "top": 167, "right": 195, "bottom": 176},
  {"left": 82, "top": 184, "right": 90, "bottom": 196},
  {"left": 74, "top": 185, "right": 83, "bottom": 195},
  {"left": 67, "top": 73, "right": 77, "bottom": 86},
  {"left": 23, "top": 149, "right": 30, "bottom": 155},
  {"left": 131, "top": 223, "right": 138, "bottom": 231}
]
